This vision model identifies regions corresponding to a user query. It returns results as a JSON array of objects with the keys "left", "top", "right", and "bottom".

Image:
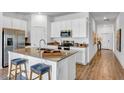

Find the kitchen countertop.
[
  {"left": 12, "top": 48, "right": 78, "bottom": 62},
  {"left": 47, "top": 44, "right": 88, "bottom": 48}
]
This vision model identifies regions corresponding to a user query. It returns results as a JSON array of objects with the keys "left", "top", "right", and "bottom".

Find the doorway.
[{"left": 100, "top": 33, "right": 113, "bottom": 50}]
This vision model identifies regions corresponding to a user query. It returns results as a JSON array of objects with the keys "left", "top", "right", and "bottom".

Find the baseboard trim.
[
  {"left": 88, "top": 50, "right": 98, "bottom": 65},
  {"left": 114, "top": 53, "right": 124, "bottom": 69}
]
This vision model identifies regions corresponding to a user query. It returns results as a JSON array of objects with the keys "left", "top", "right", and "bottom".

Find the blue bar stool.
[
  {"left": 30, "top": 63, "right": 51, "bottom": 80},
  {"left": 9, "top": 58, "right": 28, "bottom": 80}
]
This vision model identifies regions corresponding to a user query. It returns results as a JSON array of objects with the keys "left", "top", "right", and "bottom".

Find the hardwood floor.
[
  {"left": 0, "top": 68, "right": 8, "bottom": 80},
  {"left": 0, "top": 50, "right": 124, "bottom": 80},
  {"left": 76, "top": 50, "right": 124, "bottom": 80}
]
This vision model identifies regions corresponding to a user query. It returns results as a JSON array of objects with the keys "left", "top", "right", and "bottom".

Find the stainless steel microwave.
[{"left": 60, "top": 31, "right": 72, "bottom": 37}]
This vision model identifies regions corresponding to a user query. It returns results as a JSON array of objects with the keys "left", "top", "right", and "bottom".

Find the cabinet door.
[
  {"left": 76, "top": 51, "right": 83, "bottom": 64},
  {"left": 51, "top": 22, "right": 60, "bottom": 37},
  {"left": 79, "top": 18, "right": 87, "bottom": 37},
  {"left": 65, "top": 20, "right": 72, "bottom": 31},
  {"left": 68, "top": 54, "right": 76, "bottom": 80},
  {"left": 31, "top": 27, "right": 46, "bottom": 47},
  {"left": 57, "top": 60, "right": 68, "bottom": 80},
  {"left": 72, "top": 19, "right": 80, "bottom": 37},
  {"left": 31, "top": 15, "right": 47, "bottom": 27},
  {"left": 3, "top": 17, "right": 12, "bottom": 28},
  {"left": 20, "top": 20, "right": 27, "bottom": 31},
  {"left": 12, "top": 18, "right": 21, "bottom": 29},
  {"left": 60, "top": 21, "right": 66, "bottom": 31},
  {"left": 72, "top": 18, "right": 87, "bottom": 38}
]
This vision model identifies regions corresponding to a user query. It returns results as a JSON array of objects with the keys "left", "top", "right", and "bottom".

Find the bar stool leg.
[
  {"left": 30, "top": 70, "right": 32, "bottom": 80},
  {"left": 39, "top": 74, "right": 42, "bottom": 80},
  {"left": 9, "top": 64, "right": 12, "bottom": 80},
  {"left": 48, "top": 70, "right": 51, "bottom": 80},
  {"left": 24, "top": 63, "right": 28, "bottom": 80},
  {"left": 14, "top": 65, "right": 17, "bottom": 80},
  {"left": 19, "top": 65, "right": 22, "bottom": 80}
]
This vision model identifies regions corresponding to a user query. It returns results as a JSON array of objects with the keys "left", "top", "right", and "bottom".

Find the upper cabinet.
[
  {"left": 31, "top": 15, "right": 47, "bottom": 27},
  {"left": 51, "top": 18, "right": 87, "bottom": 38},
  {"left": 3, "top": 16, "right": 27, "bottom": 31},
  {"left": 3, "top": 17, "right": 12, "bottom": 28},
  {"left": 12, "top": 18, "right": 27, "bottom": 31},
  {"left": 72, "top": 18, "right": 87, "bottom": 38},
  {"left": 51, "top": 22, "right": 61, "bottom": 37},
  {"left": 61, "top": 20, "right": 72, "bottom": 31},
  {"left": 51, "top": 20, "right": 72, "bottom": 38},
  {"left": 71, "top": 19, "right": 80, "bottom": 37}
]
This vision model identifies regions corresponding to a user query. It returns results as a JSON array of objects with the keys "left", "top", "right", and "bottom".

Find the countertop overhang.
[{"left": 11, "top": 48, "right": 78, "bottom": 62}]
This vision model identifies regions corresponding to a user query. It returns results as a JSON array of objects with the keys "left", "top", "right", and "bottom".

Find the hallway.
[{"left": 76, "top": 50, "right": 124, "bottom": 80}]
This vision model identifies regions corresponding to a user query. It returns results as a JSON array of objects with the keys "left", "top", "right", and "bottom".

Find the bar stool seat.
[
  {"left": 30, "top": 63, "right": 51, "bottom": 80},
  {"left": 9, "top": 58, "right": 28, "bottom": 80},
  {"left": 11, "top": 58, "right": 27, "bottom": 65}
]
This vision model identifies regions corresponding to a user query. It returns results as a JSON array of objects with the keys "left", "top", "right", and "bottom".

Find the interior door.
[{"left": 101, "top": 33, "right": 113, "bottom": 50}]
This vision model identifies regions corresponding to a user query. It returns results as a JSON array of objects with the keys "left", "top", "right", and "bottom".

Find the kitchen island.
[{"left": 8, "top": 48, "right": 78, "bottom": 80}]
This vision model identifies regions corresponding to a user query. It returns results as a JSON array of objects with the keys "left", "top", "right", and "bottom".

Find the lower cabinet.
[{"left": 70, "top": 47, "right": 87, "bottom": 65}]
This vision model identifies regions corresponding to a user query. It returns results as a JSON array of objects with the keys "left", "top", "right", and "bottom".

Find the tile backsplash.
[{"left": 51, "top": 37, "right": 88, "bottom": 44}]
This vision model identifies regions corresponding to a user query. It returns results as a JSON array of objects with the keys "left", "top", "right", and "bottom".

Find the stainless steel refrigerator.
[{"left": 2, "top": 28, "right": 25, "bottom": 68}]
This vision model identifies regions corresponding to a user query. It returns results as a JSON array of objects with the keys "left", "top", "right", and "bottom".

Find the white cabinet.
[
  {"left": 51, "top": 20, "right": 72, "bottom": 37},
  {"left": 31, "top": 15, "right": 47, "bottom": 27},
  {"left": 61, "top": 20, "right": 72, "bottom": 31},
  {"left": 3, "top": 16, "right": 27, "bottom": 32},
  {"left": 65, "top": 20, "right": 72, "bottom": 30},
  {"left": 20, "top": 20, "right": 27, "bottom": 31},
  {"left": 31, "top": 27, "right": 46, "bottom": 47},
  {"left": 3, "top": 17, "right": 12, "bottom": 28},
  {"left": 12, "top": 18, "right": 27, "bottom": 31},
  {"left": 72, "top": 18, "right": 87, "bottom": 38},
  {"left": 71, "top": 19, "right": 80, "bottom": 37},
  {"left": 67, "top": 54, "right": 76, "bottom": 80},
  {"left": 51, "top": 22, "right": 61, "bottom": 37},
  {"left": 51, "top": 18, "right": 87, "bottom": 38},
  {"left": 30, "top": 14, "right": 48, "bottom": 47},
  {"left": 57, "top": 53, "right": 76, "bottom": 80},
  {"left": 57, "top": 59, "right": 68, "bottom": 80},
  {"left": 79, "top": 18, "right": 87, "bottom": 37},
  {"left": 12, "top": 18, "right": 21, "bottom": 29},
  {"left": 70, "top": 47, "right": 87, "bottom": 65}
]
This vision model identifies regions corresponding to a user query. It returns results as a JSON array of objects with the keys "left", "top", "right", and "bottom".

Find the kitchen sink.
[{"left": 37, "top": 48, "right": 53, "bottom": 51}]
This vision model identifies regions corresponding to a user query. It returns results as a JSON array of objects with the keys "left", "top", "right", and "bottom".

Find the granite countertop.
[
  {"left": 47, "top": 44, "right": 88, "bottom": 48},
  {"left": 13, "top": 48, "right": 78, "bottom": 62}
]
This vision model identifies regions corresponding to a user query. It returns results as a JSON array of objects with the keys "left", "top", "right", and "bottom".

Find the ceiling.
[{"left": 91, "top": 12, "right": 119, "bottom": 24}]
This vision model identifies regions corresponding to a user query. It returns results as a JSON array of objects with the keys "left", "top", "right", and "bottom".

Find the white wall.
[
  {"left": 87, "top": 14, "right": 97, "bottom": 62},
  {"left": 114, "top": 13, "right": 124, "bottom": 68},
  {"left": 0, "top": 13, "right": 3, "bottom": 69}
]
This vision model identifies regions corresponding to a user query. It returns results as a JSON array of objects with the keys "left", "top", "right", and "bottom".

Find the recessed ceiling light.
[
  {"left": 103, "top": 17, "right": 109, "bottom": 21},
  {"left": 104, "top": 17, "right": 107, "bottom": 20}
]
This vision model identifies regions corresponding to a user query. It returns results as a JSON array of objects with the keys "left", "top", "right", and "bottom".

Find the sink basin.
[{"left": 37, "top": 48, "right": 53, "bottom": 51}]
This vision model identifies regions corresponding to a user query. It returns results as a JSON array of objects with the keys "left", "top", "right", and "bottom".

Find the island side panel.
[{"left": 56, "top": 53, "right": 77, "bottom": 80}]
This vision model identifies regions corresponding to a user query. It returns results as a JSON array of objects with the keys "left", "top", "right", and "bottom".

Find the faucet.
[{"left": 39, "top": 39, "right": 46, "bottom": 49}]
